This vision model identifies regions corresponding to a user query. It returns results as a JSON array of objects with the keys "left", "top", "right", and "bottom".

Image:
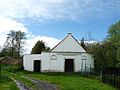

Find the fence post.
[
  {"left": 90, "top": 64, "right": 91, "bottom": 72},
  {"left": 101, "top": 66, "right": 104, "bottom": 82},
  {"left": 114, "top": 69, "right": 116, "bottom": 88},
  {"left": 0, "top": 61, "right": 1, "bottom": 79}
]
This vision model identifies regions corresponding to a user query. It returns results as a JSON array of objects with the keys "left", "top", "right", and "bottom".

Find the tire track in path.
[{"left": 21, "top": 76, "right": 59, "bottom": 90}]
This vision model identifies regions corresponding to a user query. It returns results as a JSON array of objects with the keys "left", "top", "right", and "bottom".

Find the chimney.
[{"left": 68, "top": 33, "right": 72, "bottom": 35}]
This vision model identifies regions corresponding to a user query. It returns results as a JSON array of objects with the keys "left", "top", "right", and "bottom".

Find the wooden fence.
[{"left": 102, "top": 68, "right": 120, "bottom": 89}]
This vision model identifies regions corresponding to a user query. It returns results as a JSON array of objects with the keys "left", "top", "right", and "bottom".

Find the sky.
[{"left": 0, "top": 0, "right": 120, "bottom": 54}]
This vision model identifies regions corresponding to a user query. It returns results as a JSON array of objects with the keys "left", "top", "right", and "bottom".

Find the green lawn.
[
  {"left": 17, "top": 71, "right": 117, "bottom": 90},
  {"left": 0, "top": 65, "right": 35, "bottom": 90},
  {"left": 0, "top": 65, "right": 117, "bottom": 90},
  {"left": 0, "top": 75, "right": 19, "bottom": 90},
  {"left": 0, "top": 81, "right": 19, "bottom": 90},
  {"left": 4, "top": 71, "right": 36, "bottom": 87}
]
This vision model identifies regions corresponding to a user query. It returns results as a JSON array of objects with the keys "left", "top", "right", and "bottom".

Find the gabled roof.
[{"left": 50, "top": 33, "right": 86, "bottom": 53}]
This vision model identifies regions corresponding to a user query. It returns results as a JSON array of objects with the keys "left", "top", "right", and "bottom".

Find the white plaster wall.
[
  {"left": 75, "top": 55, "right": 82, "bottom": 72},
  {"left": 23, "top": 54, "right": 41, "bottom": 71},
  {"left": 51, "top": 35, "right": 86, "bottom": 52},
  {"left": 23, "top": 52, "right": 94, "bottom": 72},
  {"left": 50, "top": 54, "right": 64, "bottom": 72}
]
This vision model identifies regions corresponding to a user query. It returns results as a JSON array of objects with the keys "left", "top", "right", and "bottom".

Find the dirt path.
[
  {"left": 9, "top": 73, "right": 59, "bottom": 90},
  {"left": 21, "top": 76, "right": 59, "bottom": 90},
  {"left": 11, "top": 78, "right": 31, "bottom": 90}
]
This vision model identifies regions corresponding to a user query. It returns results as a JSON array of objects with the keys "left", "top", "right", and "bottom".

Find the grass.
[
  {"left": 0, "top": 64, "right": 20, "bottom": 90},
  {"left": 17, "top": 71, "right": 117, "bottom": 90},
  {"left": 0, "top": 65, "right": 118, "bottom": 90},
  {"left": 2, "top": 64, "right": 23, "bottom": 73},
  {"left": 0, "top": 64, "right": 36, "bottom": 89},
  {"left": 0, "top": 81, "right": 19, "bottom": 90},
  {"left": 2, "top": 71, "right": 36, "bottom": 88},
  {"left": 0, "top": 75, "right": 19, "bottom": 90}
]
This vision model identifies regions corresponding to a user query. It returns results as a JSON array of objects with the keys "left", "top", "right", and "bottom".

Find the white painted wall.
[
  {"left": 23, "top": 52, "right": 94, "bottom": 72},
  {"left": 51, "top": 34, "right": 86, "bottom": 52}
]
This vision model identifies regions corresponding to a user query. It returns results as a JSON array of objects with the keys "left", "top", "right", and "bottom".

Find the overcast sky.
[{"left": 0, "top": 0, "right": 120, "bottom": 53}]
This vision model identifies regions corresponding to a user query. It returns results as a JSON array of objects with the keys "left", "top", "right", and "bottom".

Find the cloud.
[
  {"left": 0, "top": 0, "right": 120, "bottom": 53},
  {"left": 0, "top": 16, "right": 27, "bottom": 49},
  {"left": 0, "top": 16, "right": 59, "bottom": 53},
  {"left": 0, "top": 0, "right": 120, "bottom": 23},
  {"left": 0, "top": 15, "right": 98, "bottom": 54},
  {"left": 24, "top": 35, "right": 60, "bottom": 54},
  {"left": 0, "top": 16, "right": 27, "bottom": 33},
  {"left": 84, "top": 41, "right": 98, "bottom": 45}
]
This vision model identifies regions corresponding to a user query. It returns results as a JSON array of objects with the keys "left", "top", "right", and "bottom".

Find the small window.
[
  {"left": 51, "top": 55, "right": 57, "bottom": 60},
  {"left": 81, "top": 55, "right": 87, "bottom": 60}
]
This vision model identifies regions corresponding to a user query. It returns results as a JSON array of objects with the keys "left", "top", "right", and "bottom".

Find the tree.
[
  {"left": 31, "top": 40, "right": 50, "bottom": 54},
  {"left": 31, "top": 41, "right": 45, "bottom": 54},
  {"left": 108, "top": 21, "right": 120, "bottom": 43},
  {"left": 0, "top": 50, "right": 5, "bottom": 57},
  {"left": 15, "top": 31, "right": 26, "bottom": 57},
  {"left": 101, "top": 41, "right": 117, "bottom": 68},
  {"left": 85, "top": 20, "right": 120, "bottom": 69},
  {"left": 86, "top": 41, "right": 116, "bottom": 71},
  {"left": 3, "top": 30, "right": 26, "bottom": 58},
  {"left": 4, "top": 30, "right": 16, "bottom": 57},
  {"left": 107, "top": 20, "right": 120, "bottom": 67},
  {"left": 43, "top": 47, "right": 50, "bottom": 52},
  {"left": 80, "top": 37, "right": 86, "bottom": 49}
]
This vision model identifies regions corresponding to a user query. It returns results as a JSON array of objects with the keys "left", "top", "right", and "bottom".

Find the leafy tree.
[
  {"left": 31, "top": 40, "right": 50, "bottom": 54},
  {"left": 80, "top": 37, "right": 86, "bottom": 49},
  {"left": 86, "top": 20, "right": 120, "bottom": 69},
  {"left": 86, "top": 43, "right": 104, "bottom": 70},
  {"left": 3, "top": 30, "right": 26, "bottom": 58},
  {"left": 86, "top": 40, "right": 117, "bottom": 70},
  {"left": 31, "top": 41, "right": 45, "bottom": 54},
  {"left": 43, "top": 47, "right": 50, "bottom": 52},
  {"left": 15, "top": 31, "right": 26, "bottom": 57},
  {"left": 108, "top": 21, "right": 120, "bottom": 43},
  {"left": 107, "top": 20, "right": 120, "bottom": 67},
  {"left": 4, "top": 30, "right": 16, "bottom": 57}
]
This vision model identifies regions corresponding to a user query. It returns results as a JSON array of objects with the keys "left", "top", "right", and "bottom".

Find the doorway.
[
  {"left": 34, "top": 60, "right": 41, "bottom": 72},
  {"left": 65, "top": 59, "right": 74, "bottom": 72}
]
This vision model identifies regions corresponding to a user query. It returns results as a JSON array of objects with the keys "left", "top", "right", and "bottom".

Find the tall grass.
[
  {"left": 0, "top": 75, "right": 11, "bottom": 83},
  {"left": 0, "top": 64, "right": 23, "bottom": 90},
  {"left": 0, "top": 74, "right": 19, "bottom": 90},
  {"left": 2, "top": 64, "right": 23, "bottom": 73},
  {"left": 1, "top": 65, "right": 35, "bottom": 88}
]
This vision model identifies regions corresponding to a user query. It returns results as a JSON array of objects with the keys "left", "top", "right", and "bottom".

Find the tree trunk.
[{"left": 18, "top": 43, "right": 21, "bottom": 58}]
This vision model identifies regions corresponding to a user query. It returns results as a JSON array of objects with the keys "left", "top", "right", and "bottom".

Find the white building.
[{"left": 23, "top": 33, "right": 94, "bottom": 72}]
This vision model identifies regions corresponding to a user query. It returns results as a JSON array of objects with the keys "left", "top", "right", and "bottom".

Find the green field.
[
  {"left": 17, "top": 71, "right": 117, "bottom": 90},
  {"left": 0, "top": 65, "right": 117, "bottom": 90}
]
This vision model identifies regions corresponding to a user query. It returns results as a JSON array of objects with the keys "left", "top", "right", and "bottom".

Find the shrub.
[{"left": 2, "top": 65, "right": 23, "bottom": 73}]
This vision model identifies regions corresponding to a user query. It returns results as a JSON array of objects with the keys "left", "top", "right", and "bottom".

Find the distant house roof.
[{"left": 50, "top": 33, "right": 87, "bottom": 53}]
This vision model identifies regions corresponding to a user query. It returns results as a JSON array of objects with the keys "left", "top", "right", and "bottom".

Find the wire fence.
[
  {"left": 102, "top": 68, "right": 120, "bottom": 89},
  {"left": 80, "top": 64, "right": 120, "bottom": 89}
]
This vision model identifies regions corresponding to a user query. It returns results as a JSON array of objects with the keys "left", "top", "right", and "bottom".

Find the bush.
[{"left": 2, "top": 65, "right": 23, "bottom": 73}]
